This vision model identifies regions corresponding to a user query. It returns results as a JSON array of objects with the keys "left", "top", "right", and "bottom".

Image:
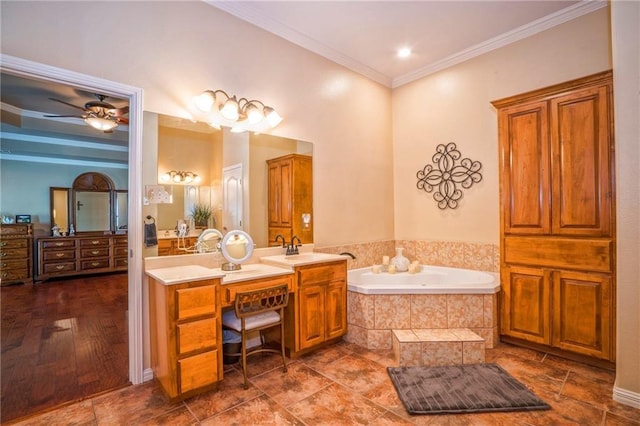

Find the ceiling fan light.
[
  {"left": 84, "top": 116, "right": 118, "bottom": 131},
  {"left": 220, "top": 96, "right": 239, "bottom": 121}
]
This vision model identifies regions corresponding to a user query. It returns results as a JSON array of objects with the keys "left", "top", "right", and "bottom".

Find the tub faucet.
[{"left": 286, "top": 235, "right": 302, "bottom": 256}]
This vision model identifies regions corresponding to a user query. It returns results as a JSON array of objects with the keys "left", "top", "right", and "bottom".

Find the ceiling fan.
[{"left": 45, "top": 94, "right": 129, "bottom": 133}]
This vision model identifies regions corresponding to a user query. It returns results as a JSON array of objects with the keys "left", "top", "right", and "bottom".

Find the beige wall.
[{"left": 392, "top": 8, "right": 611, "bottom": 244}]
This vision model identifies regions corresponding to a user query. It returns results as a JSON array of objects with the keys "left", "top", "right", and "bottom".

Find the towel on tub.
[{"left": 144, "top": 222, "right": 158, "bottom": 247}]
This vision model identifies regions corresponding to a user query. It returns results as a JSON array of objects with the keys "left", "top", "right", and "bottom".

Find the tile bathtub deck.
[{"left": 7, "top": 341, "right": 640, "bottom": 425}]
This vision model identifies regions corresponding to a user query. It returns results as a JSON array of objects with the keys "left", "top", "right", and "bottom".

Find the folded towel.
[{"left": 145, "top": 222, "right": 158, "bottom": 247}]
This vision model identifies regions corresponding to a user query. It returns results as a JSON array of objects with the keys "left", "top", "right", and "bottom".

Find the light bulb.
[
  {"left": 220, "top": 96, "right": 239, "bottom": 121},
  {"left": 84, "top": 116, "right": 118, "bottom": 131},
  {"left": 245, "top": 104, "right": 263, "bottom": 124},
  {"left": 194, "top": 90, "right": 215, "bottom": 112},
  {"left": 264, "top": 107, "right": 282, "bottom": 127}
]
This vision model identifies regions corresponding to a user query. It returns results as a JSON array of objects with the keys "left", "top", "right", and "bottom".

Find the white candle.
[
  {"left": 372, "top": 264, "right": 382, "bottom": 274},
  {"left": 382, "top": 255, "right": 390, "bottom": 265},
  {"left": 388, "top": 264, "right": 396, "bottom": 274}
]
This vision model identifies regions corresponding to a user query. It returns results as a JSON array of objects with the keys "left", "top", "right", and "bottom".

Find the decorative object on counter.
[
  {"left": 391, "top": 247, "right": 410, "bottom": 272},
  {"left": 408, "top": 261, "right": 422, "bottom": 274},
  {"left": 144, "top": 215, "right": 158, "bottom": 247},
  {"left": 193, "top": 89, "right": 282, "bottom": 133},
  {"left": 382, "top": 255, "right": 390, "bottom": 266},
  {"left": 69, "top": 224, "right": 75, "bottom": 236},
  {"left": 388, "top": 264, "right": 397, "bottom": 274},
  {"left": 372, "top": 264, "right": 382, "bottom": 274},
  {"left": 220, "top": 230, "right": 254, "bottom": 271},
  {"left": 160, "top": 170, "right": 201, "bottom": 184},
  {"left": 2, "top": 215, "right": 15, "bottom": 224},
  {"left": 190, "top": 203, "right": 213, "bottom": 228},
  {"left": 15, "top": 215, "right": 31, "bottom": 224},
  {"left": 416, "top": 142, "right": 483, "bottom": 210},
  {"left": 51, "top": 224, "right": 61, "bottom": 237}
]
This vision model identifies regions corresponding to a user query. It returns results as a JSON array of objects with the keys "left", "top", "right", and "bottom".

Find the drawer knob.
[
  {"left": 56, "top": 265, "right": 65, "bottom": 270},
  {"left": 2, "top": 272, "right": 7, "bottom": 278},
  {"left": 0, "top": 242, "right": 6, "bottom": 247},
  {"left": 0, "top": 253, "right": 6, "bottom": 257},
  {"left": 56, "top": 253, "right": 65, "bottom": 258},
  {"left": 1, "top": 263, "right": 6, "bottom": 267}
]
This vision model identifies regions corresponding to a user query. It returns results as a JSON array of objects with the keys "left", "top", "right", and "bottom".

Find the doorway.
[{"left": 0, "top": 54, "right": 143, "bottom": 418}]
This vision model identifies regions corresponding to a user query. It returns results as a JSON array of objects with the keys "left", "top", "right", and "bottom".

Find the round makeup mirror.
[
  {"left": 220, "top": 230, "right": 254, "bottom": 271},
  {"left": 196, "top": 228, "right": 223, "bottom": 253}
]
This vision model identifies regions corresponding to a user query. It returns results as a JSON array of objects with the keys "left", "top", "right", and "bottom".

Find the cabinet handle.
[
  {"left": 0, "top": 242, "right": 7, "bottom": 247},
  {"left": 2, "top": 272, "right": 7, "bottom": 277},
  {"left": 0, "top": 253, "right": 6, "bottom": 257},
  {"left": 91, "top": 262, "right": 100, "bottom": 266},
  {"left": 91, "top": 240, "right": 100, "bottom": 245},
  {"left": 1, "top": 263, "right": 6, "bottom": 267},
  {"left": 56, "top": 265, "right": 65, "bottom": 270},
  {"left": 55, "top": 242, "right": 64, "bottom": 246},
  {"left": 56, "top": 253, "right": 65, "bottom": 258},
  {"left": 91, "top": 250, "right": 100, "bottom": 255}
]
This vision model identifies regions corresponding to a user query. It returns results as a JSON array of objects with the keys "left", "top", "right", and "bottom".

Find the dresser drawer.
[
  {"left": 42, "top": 239, "right": 75, "bottom": 249},
  {"left": 1, "top": 247, "right": 29, "bottom": 259},
  {"left": 176, "top": 284, "right": 216, "bottom": 320},
  {"left": 114, "top": 258, "right": 129, "bottom": 268},
  {"left": 177, "top": 317, "right": 217, "bottom": 355},
  {"left": 114, "top": 237, "right": 128, "bottom": 246},
  {"left": 81, "top": 259, "right": 110, "bottom": 270},
  {"left": 0, "top": 224, "right": 31, "bottom": 236},
  {"left": 178, "top": 350, "right": 219, "bottom": 393},
  {"left": 1, "top": 259, "right": 29, "bottom": 270},
  {"left": 0, "top": 239, "right": 28, "bottom": 249},
  {"left": 81, "top": 248, "right": 110, "bottom": 258},
  {"left": 114, "top": 247, "right": 128, "bottom": 257},
  {"left": 43, "top": 262, "right": 76, "bottom": 274},
  {"left": 79, "top": 238, "right": 110, "bottom": 247},
  {"left": 43, "top": 250, "right": 75, "bottom": 261},
  {"left": 221, "top": 275, "right": 294, "bottom": 307},
  {"left": 1, "top": 267, "right": 30, "bottom": 280}
]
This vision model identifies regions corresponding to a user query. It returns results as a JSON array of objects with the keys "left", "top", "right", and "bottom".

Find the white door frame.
[{"left": 1, "top": 54, "right": 145, "bottom": 385}]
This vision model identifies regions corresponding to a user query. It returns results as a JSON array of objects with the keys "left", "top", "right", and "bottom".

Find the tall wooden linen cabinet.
[
  {"left": 492, "top": 71, "right": 615, "bottom": 365},
  {"left": 267, "top": 154, "right": 313, "bottom": 246}
]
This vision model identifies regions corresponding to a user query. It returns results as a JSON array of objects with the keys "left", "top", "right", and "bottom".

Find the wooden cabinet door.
[
  {"left": 325, "top": 281, "right": 347, "bottom": 340},
  {"left": 552, "top": 270, "right": 611, "bottom": 359},
  {"left": 550, "top": 84, "right": 613, "bottom": 236},
  {"left": 501, "top": 266, "right": 551, "bottom": 344},
  {"left": 298, "top": 284, "right": 325, "bottom": 350},
  {"left": 268, "top": 159, "right": 293, "bottom": 227},
  {"left": 498, "top": 101, "right": 551, "bottom": 235}
]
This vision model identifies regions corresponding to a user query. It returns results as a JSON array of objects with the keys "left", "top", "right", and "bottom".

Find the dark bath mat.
[{"left": 387, "top": 363, "right": 551, "bottom": 415}]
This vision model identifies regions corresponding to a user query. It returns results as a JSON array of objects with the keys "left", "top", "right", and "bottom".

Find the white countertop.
[
  {"left": 145, "top": 265, "right": 224, "bottom": 285},
  {"left": 214, "top": 263, "right": 294, "bottom": 284},
  {"left": 260, "top": 252, "right": 347, "bottom": 267}
]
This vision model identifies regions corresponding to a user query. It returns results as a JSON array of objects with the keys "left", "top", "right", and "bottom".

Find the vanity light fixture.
[
  {"left": 193, "top": 89, "right": 282, "bottom": 133},
  {"left": 160, "top": 170, "right": 201, "bottom": 184}
]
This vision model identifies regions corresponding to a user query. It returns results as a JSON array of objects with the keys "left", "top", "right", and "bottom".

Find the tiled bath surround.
[{"left": 317, "top": 239, "right": 501, "bottom": 350}]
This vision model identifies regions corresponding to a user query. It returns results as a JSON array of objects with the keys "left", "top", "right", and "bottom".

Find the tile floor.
[{"left": 8, "top": 341, "right": 640, "bottom": 425}]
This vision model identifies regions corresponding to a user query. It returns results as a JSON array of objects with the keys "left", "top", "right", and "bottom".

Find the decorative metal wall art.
[{"left": 416, "top": 142, "right": 483, "bottom": 210}]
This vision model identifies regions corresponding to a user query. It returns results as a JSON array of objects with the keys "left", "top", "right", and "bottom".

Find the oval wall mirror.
[{"left": 220, "top": 230, "right": 254, "bottom": 271}]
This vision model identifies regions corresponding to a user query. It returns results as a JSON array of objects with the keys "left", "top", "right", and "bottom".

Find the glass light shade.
[
  {"left": 245, "top": 104, "right": 263, "bottom": 124},
  {"left": 194, "top": 175, "right": 202, "bottom": 184},
  {"left": 160, "top": 173, "right": 171, "bottom": 183},
  {"left": 194, "top": 90, "right": 215, "bottom": 112},
  {"left": 172, "top": 174, "right": 182, "bottom": 183},
  {"left": 184, "top": 175, "right": 193, "bottom": 183},
  {"left": 85, "top": 116, "right": 118, "bottom": 131},
  {"left": 220, "top": 97, "right": 239, "bottom": 121},
  {"left": 265, "top": 108, "right": 283, "bottom": 127}
]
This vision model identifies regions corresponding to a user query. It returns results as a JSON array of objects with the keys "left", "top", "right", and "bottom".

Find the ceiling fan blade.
[
  {"left": 48, "top": 97, "right": 87, "bottom": 111},
  {"left": 110, "top": 106, "right": 129, "bottom": 116},
  {"left": 116, "top": 117, "right": 129, "bottom": 125},
  {"left": 44, "top": 114, "right": 86, "bottom": 118}
]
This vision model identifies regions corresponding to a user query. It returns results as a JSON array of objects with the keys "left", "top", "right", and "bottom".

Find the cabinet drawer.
[
  {"left": 176, "top": 284, "right": 216, "bottom": 320},
  {"left": 114, "top": 258, "right": 129, "bottom": 268},
  {"left": 43, "top": 262, "right": 76, "bottom": 274},
  {"left": 178, "top": 350, "right": 218, "bottom": 393},
  {"left": 298, "top": 263, "right": 346, "bottom": 286},
  {"left": 0, "top": 239, "right": 28, "bottom": 249},
  {"left": 1, "top": 259, "right": 29, "bottom": 270},
  {"left": 80, "top": 238, "right": 110, "bottom": 247},
  {"left": 0, "top": 225, "right": 31, "bottom": 236},
  {"left": 1, "top": 268, "right": 29, "bottom": 280},
  {"left": 81, "top": 248, "right": 110, "bottom": 258},
  {"left": 114, "top": 237, "right": 128, "bottom": 246},
  {"left": 43, "top": 250, "right": 75, "bottom": 261},
  {"left": 114, "top": 247, "right": 128, "bottom": 257},
  {"left": 80, "top": 259, "right": 110, "bottom": 270},
  {"left": 222, "top": 275, "right": 293, "bottom": 307},
  {"left": 42, "top": 239, "right": 75, "bottom": 249},
  {"left": 1, "top": 248, "right": 28, "bottom": 259},
  {"left": 177, "top": 317, "right": 217, "bottom": 354}
]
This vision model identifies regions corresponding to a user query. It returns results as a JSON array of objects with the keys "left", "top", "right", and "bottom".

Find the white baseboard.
[
  {"left": 143, "top": 368, "right": 154, "bottom": 383},
  {"left": 613, "top": 385, "right": 640, "bottom": 409}
]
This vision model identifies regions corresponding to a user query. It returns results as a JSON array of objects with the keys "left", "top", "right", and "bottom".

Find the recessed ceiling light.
[{"left": 397, "top": 47, "right": 412, "bottom": 58}]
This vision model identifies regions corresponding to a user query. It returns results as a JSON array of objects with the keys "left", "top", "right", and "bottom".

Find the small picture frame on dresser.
[{"left": 15, "top": 214, "right": 31, "bottom": 223}]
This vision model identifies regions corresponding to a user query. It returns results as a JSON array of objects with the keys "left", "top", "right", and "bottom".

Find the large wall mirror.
[
  {"left": 50, "top": 172, "right": 128, "bottom": 234},
  {"left": 148, "top": 112, "right": 313, "bottom": 251}
]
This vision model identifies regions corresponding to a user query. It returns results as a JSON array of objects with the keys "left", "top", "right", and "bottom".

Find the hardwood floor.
[{"left": 1, "top": 273, "right": 129, "bottom": 423}]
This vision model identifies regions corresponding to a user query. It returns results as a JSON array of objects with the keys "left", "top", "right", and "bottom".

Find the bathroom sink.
[{"left": 261, "top": 253, "right": 347, "bottom": 267}]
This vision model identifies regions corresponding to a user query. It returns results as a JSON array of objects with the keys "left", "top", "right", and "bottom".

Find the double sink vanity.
[{"left": 145, "top": 250, "right": 347, "bottom": 402}]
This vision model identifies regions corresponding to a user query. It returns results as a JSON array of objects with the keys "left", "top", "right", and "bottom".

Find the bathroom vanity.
[{"left": 145, "top": 251, "right": 347, "bottom": 401}]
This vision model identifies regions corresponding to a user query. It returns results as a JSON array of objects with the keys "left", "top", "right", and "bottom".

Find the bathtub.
[{"left": 347, "top": 265, "right": 499, "bottom": 295}]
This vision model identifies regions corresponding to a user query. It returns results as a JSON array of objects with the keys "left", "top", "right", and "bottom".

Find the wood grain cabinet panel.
[
  {"left": 0, "top": 224, "right": 33, "bottom": 285},
  {"left": 493, "top": 71, "right": 615, "bottom": 364}
]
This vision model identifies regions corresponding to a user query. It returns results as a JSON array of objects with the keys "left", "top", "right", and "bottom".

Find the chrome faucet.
[{"left": 286, "top": 235, "right": 302, "bottom": 256}]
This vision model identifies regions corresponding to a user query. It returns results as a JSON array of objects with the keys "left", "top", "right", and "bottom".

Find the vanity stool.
[{"left": 222, "top": 284, "right": 289, "bottom": 389}]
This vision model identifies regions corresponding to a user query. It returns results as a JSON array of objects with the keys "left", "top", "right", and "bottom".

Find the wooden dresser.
[
  {"left": 492, "top": 71, "right": 615, "bottom": 365},
  {"left": 0, "top": 224, "right": 34, "bottom": 286},
  {"left": 36, "top": 234, "right": 128, "bottom": 281}
]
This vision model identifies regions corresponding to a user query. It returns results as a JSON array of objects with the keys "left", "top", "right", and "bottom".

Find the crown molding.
[
  {"left": 392, "top": 0, "right": 607, "bottom": 88},
  {"left": 205, "top": 0, "right": 607, "bottom": 89}
]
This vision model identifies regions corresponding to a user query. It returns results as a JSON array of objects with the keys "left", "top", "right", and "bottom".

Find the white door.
[{"left": 222, "top": 164, "right": 243, "bottom": 231}]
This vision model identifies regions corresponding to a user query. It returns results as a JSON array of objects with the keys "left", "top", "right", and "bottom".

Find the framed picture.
[{"left": 15, "top": 214, "right": 31, "bottom": 223}]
